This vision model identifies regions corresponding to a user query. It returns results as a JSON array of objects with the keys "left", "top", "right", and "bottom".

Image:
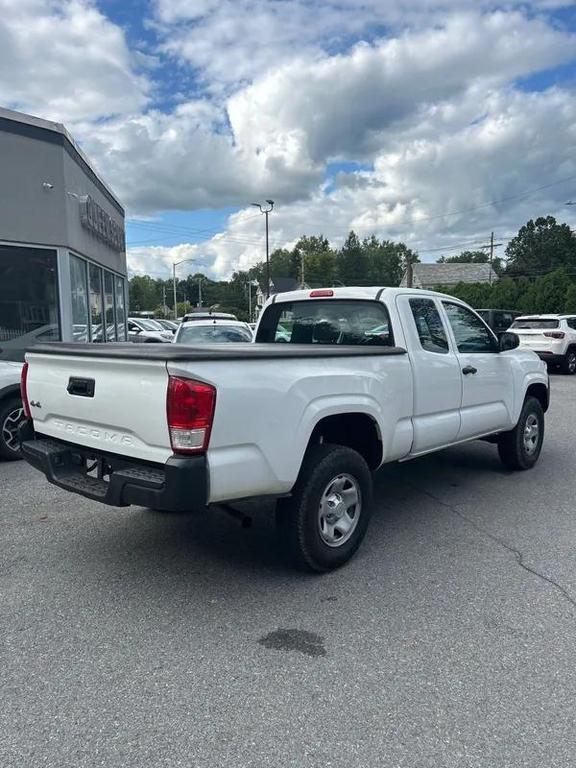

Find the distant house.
[
  {"left": 400, "top": 262, "right": 498, "bottom": 289},
  {"left": 255, "top": 277, "right": 303, "bottom": 311}
]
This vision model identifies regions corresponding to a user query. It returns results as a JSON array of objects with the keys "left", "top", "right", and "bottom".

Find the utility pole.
[
  {"left": 162, "top": 284, "right": 166, "bottom": 316},
  {"left": 480, "top": 232, "right": 503, "bottom": 284},
  {"left": 406, "top": 256, "right": 414, "bottom": 288},
  {"left": 248, "top": 281, "right": 252, "bottom": 322},
  {"left": 198, "top": 276, "right": 203, "bottom": 307},
  {"left": 172, "top": 263, "right": 177, "bottom": 320},
  {"left": 251, "top": 200, "right": 274, "bottom": 298}
]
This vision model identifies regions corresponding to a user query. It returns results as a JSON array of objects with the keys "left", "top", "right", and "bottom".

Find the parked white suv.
[
  {"left": 0, "top": 360, "right": 24, "bottom": 460},
  {"left": 508, "top": 314, "right": 576, "bottom": 374}
]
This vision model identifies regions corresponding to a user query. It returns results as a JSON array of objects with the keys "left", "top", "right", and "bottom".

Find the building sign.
[{"left": 79, "top": 195, "right": 125, "bottom": 253}]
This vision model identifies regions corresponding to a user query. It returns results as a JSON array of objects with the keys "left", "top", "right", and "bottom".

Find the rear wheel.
[
  {"left": 276, "top": 444, "right": 373, "bottom": 572},
  {"left": 0, "top": 397, "right": 24, "bottom": 461},
  {"left": 497, "top": 396, "right": 544, "bottom": 471},
  {"left": 561, "top": 349, "right": 576, "bottom": 375}
]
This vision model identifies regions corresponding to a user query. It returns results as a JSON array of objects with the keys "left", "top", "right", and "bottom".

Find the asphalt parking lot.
[{"left": 1, "top": 376, "right": 576, "bottom": 768}]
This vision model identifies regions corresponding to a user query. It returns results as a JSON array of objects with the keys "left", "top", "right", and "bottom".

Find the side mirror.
[{"left": 500, "top": 331, "right": 519, "bottom": 351}]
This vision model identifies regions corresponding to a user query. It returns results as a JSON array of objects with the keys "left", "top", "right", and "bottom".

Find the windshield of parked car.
[
  {"left": 177, "top": 324, "right": 252, "bottom": 343},
  {"left": 511, "top": 319, "right": 559, "bottom": 329},
  {"left": 256, "top": 299, "right": 394, "bottom": 345}
]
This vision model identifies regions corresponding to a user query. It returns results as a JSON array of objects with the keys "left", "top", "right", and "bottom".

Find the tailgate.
[
  {"left": 26, "top": 352, "right": 172, "bottom": 463},
  {"left": 512, "top": 329, "right": 552, "bottom": 350}
]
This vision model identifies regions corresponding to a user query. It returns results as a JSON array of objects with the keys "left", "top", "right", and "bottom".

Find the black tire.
[
  {"left": 0, "top": 396, "right": 25, "bottom": 461},
  {"left": 276, "top": 444, "right": 373, "bottom": 572},
  {"left": 561, "top": 349, "right": 576, "bottom": 375},
  {"left": 497, "top": 396, "right": 544, "bottom": 471}
]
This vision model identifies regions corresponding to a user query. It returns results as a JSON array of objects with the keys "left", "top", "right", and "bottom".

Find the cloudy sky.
[{"left": 1, "top": 0, "right": 576, "bottom": 280}]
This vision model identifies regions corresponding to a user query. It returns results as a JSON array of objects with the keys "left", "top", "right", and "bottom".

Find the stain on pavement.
[{"left": 258, "top": 628, "right": 326, "bottom": 657}]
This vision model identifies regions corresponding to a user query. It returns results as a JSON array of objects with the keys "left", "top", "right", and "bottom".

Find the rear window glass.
[
  {"left": 177, "top": 325, "right": 252, "bottom": 343},
  {"left": 511, "top": 319, "right": 559, "bottom": 329},
  {"left": 256, "top": 300, "right": 394, "bottom": 346}
]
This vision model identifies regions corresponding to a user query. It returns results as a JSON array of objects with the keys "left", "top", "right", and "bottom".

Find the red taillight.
[
  {"left": 166, "top": 376, "right": 216, "bottom": 454},
  {"left": 20, "top": 361, "right": 32, "bottom": 420},
  {"left": 543, "top": 331, "right": 565, "bottom": 339},
  {"left": 309, "top": 289, "right": 334, "bottom": 298}
]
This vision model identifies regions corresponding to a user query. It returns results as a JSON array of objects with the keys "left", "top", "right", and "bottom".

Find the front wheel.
[
  {"left": 276, "top": 444, "right": 373, "bottom": 572},
  {"left": 561, "top": 349, "right": 576, "bottom": 375},
  {"left": 497, "top": 396, "right": 544, "bottom": 471}
]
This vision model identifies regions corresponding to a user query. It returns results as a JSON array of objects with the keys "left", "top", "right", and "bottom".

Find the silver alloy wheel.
[
  {"left": 523, "top": 413, "right": 540, "bottom": 456},
  {"left": 568, "top": 352, "right": 576, "bottom": 374},
  {"left": 318, "top": 473, "right": 362, "bottom": 548},
  {"left": 1, "top": 405, "right": 24, "bottom": 453}
]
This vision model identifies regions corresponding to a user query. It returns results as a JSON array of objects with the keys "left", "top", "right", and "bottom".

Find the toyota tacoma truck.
[{"left": 19, "top": 288, "right": 549, "bottom": 571}]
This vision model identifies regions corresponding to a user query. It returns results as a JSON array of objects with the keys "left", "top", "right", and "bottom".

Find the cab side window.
[
  {"left": 567, "top": 318, "right": 576, "bottom": 330},
  {"left": 409, "top": 298, "right": 449, "bottom": 354},
  {"left": 443, "top": 303, "right": 497, "bottom": 353}
]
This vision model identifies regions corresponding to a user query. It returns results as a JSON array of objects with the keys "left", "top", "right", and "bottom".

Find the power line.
[{"left": 125, "top": 172, "right": 576, "bottom": 262}]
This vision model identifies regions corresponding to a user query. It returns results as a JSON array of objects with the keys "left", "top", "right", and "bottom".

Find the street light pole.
[
  {"left": 252, "top": 200, "right": 274, "bottom": 299},
  {"left": 172, "top": 258, "right": 197, "bottom": 320},
  {"left": 172, "top": 263, "right": 178, "bottom": 321}
]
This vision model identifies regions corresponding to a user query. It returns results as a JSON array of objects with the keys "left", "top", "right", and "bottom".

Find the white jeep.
[{"left": 508, "top": 314, "right": 576, "bottom": 374}]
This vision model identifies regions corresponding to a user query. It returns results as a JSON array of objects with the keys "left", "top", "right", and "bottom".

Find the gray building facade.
[{"left": 0, "top": 107, "right": 127, "bottom": 361}]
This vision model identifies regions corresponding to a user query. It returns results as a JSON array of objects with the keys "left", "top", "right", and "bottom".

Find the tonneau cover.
[{"left": 28, "top": 342, "right": 407, "bottom": 361}]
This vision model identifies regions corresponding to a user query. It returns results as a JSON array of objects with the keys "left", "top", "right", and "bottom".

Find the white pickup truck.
[{"left": 19, "top": 288, "right": 549, "bottom": 571}]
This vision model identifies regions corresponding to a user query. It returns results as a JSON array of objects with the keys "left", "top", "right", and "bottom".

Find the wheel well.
[
  {"left": 308, "top": 413, "right": 382, "bottom": 470},
  {"left": 526, "top": 383, "right": 549, "bottom": 413},
  {"left": 0, "top": 384, "right": 21, "bottom": 404}
]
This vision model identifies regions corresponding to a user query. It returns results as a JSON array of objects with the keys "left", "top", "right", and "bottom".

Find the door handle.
[{"left": 462, "top": 365, "right": 477, "bottom": 375}]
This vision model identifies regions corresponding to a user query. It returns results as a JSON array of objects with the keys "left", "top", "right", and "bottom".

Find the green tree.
[
  {"left": 565, "top": 284, "right": 576, "bottom": 313},
  {"left": 129, "top": 275, "right": 162, "bottom": 311},
  {"left": 362, "top": 237, "right": 412, "bottom": 286},
  {"left": 438, "top": 249, "right": 503, "bottom": 275},
  {"left": 505, "top": 216, "right": 576, "bottom": 277},
  {"left": 517, "top": 268, "right": 571, "bottom": 314},
  {"left": 435, "top": 281, "right": 492, "bottom": 308},
  {"left": 336, "top": 231, "right": 368, "bottom": 285},
  {"left": 294, "top": 235, "right": 335, "bottom": 285},
  {"left": 487, "top": 277, "right": 520, "bottom": 309}
]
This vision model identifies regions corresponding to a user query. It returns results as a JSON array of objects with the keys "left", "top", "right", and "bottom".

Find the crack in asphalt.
[{"left": 411, "top": 484, "right": 576, "bottom": 612}]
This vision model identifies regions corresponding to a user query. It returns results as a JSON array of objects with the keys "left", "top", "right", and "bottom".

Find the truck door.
[
  {"left": 440, "top": 301, "right": 515, "bottom": 439},
  {"left": 396, "top": 295, "right": 462, "bottom": 454}
]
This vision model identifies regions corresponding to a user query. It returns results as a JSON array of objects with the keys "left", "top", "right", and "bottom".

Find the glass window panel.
[
  {"left": 104, "top": 271, "right": 117, "bottom": 342},
  {"left": 0, "top": 246, "right": 60, "bottom": 362},
  {"left": 443, "top": 302, "right": 497, "bottom": 353},
  {"left": 115, "top": 276, "right": 126, "bottom": 341},
  {"left": 409, "top": 298, "right": 449, "bottom": 354},
  {"left": 89, "top": 264, "right": 104, "bottom": 342},
  {"left": 257, "top": 300, "right": 393, "bottom": 346},
  {"left": 69, "top": 255, "right": 89, "bottom": 342}
]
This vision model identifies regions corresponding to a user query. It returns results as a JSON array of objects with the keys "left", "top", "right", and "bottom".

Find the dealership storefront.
[{"left": 0, "top": 107, "right": 127, "bottom": 362}]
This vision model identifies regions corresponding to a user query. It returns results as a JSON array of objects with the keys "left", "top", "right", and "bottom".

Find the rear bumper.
[
  {"left": 19, "top": 422, "right": 207, "bottom": 511},
  {"left": 534, "top": 351, "right": 565, "bottom": 365}
]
